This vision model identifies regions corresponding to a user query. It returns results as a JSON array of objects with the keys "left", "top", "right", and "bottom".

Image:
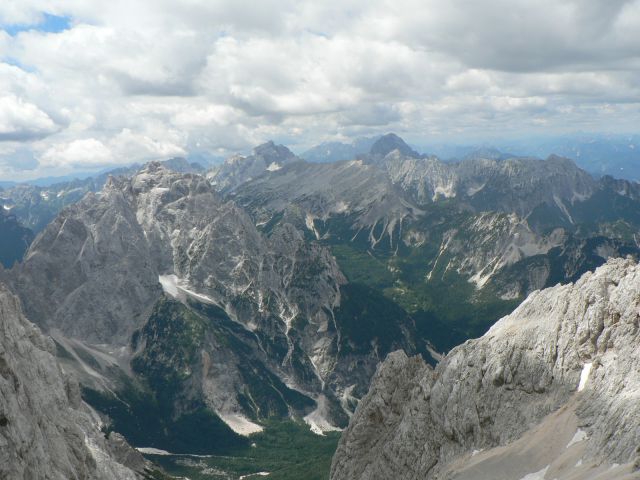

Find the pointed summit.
[
  {"left": 253, "top": 140, "right": 297, "bottom": 165},
  {"left": 208, "top": 141, "right": 301, "bottom": 192},
  {"left": 370, "top": 133, "right": 420, "bottom": 158}
]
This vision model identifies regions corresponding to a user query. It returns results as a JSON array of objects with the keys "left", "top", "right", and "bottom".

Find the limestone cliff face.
[
  {"left": 12, "top": 180, "right": 161, "bottom": 345},
  {"left": 331, "top": 258, "right": 640, "bottom": 480},
  {"left": 10, "top": 163, "right": 418, "bottom": 431},
  {"left": 0, "top": 284, "right": 141, "bottom": 479},
  {"left": 207, "top": 141, "right": 300, "bottom": 193}
]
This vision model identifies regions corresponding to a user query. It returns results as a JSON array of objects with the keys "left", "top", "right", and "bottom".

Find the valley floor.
[{"left": 143, "top": 421, "right": 340, "bottom": 480}]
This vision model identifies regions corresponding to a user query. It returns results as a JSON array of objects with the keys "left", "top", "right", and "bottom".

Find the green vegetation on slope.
[
  {"left": 83, "top": 378, "right": 248, "bottom": 455},
  {"left": 0, "top": 212, "right": 34, "bottom": 268},
  {"left": 149, "top": 420, "right": 340, "bottom": 480},
  {"left": 333, "top": 282, "right": 417, "bottom": 356},
  {"left": 330, "top": 240, "right": 519, "bottom": 352}
]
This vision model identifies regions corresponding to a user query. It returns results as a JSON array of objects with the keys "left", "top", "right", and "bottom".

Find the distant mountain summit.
[
  {"left": 369, "top": 133, "right": 421, "bottom": 158},
  {"left": 302, "top": 136, "right": 380, "bottom": 163},
  {"left": 252, "top": 140, "right": 298, "bottom": 164},
  {"left": 160, "top": 157, "right": 206, "bottom": 173},
  {"left": 208, "top": 140, "right": 300, "bottom": 192},
  {"left": 0, "top": 157, "right": 201, "bottom": 233}
]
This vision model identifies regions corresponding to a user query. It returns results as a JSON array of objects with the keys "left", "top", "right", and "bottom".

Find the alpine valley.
[{"left": 1, "top": 134, "right": 640, "bottom": 479}]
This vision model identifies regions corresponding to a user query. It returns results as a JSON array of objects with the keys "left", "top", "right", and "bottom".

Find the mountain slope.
[
  {"left": 232, "top": 136, "right": 640, "bottom": 353},
  {"left": 0, "top": 158, "right": 201, "bottom": 233},
  {"left": 9, "top": 162, "right": 423, "bottom": 442},
  {"left": 233, "top": 158, "right": 419, "bottom": 244},
  {"left": 368, "top": 133, "right": 421, "bottom": 159},
  {"left": 208, "top": 141, "right": 300, "bottom": 193},
  {"left": 302, "top": 136, "right": 380, "bottom": 163},
  {"left": 0, "top": 210, "right": 33, "bottom": 268},
  {"left": 0, "top": 284, "right": 144, "bottom": 479},
  {"left": 331, "top": 257, "right": 640, "bottom": 480}
]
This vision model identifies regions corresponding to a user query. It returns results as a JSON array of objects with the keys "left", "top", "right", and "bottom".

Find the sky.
[{"left": 1, "top": 0, "right": 640, "bottom": 180}]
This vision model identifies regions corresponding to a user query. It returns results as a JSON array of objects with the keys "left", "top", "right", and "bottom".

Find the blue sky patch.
[{"left": 2, "top": 13, "right": 71, "bottom": 36}]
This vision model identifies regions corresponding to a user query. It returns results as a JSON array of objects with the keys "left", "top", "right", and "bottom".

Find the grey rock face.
[
  {"left": 10, "top": 162, "right": 414, "bottom": 430},
  {"left": 407, "top": 211, "right": 567, "bottom": 291},
  {"left": 208, "top": 141, "right": 300, "bottom": 193},
  {"left": 0, "top": 158, "right": 198, "bottom": 234},
  {"left": 302, "top": 136, "right": 380, "bottom": 163},
  {"left": 13, "top": 181, "right": 161, "bottom": 345},
  {"left": 234, "top": 158, "right": 419, "bottom": 242},
  {"left": 331, "top": 258, "right": 640, "bottom": 480},
  {"left": 0, "top": 284, "right": 139, "bottom": 480},
  {"left": 128, "top": 164, "right": 416, "bottom": 424},
  {"left": 368, "top": 133, "right": 421, "bottom": 159},
  {"left": 383, "top": 152, "right": 597, "bottom": 217}
]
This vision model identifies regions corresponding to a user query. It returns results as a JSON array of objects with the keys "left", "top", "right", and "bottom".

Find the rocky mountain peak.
[
  {"left": 208, "top": 141, "right": 301, "bottom": 192},
  {"left": 331, "top": 257, "right": 640, "bottom": 480},
  {"left": 9, "top": 163, "right": 419, "bottom": 435},
  {"left": 253, "top": 140, "right": 297, "bottom": 162},
  {"left": 161, "top": 157, "right": 205, "bottom": 173},
  {"left": 369, "top": 133, "right": 420, "bottom": 158}
]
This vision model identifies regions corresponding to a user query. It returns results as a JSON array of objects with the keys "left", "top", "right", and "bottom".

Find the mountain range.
[{"left": 1, "top": 133, "right": 640, "bottom": 479}]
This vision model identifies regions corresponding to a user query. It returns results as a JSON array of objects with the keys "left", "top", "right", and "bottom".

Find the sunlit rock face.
[
  {"left": 331, "top": 258, "right": 640, "bottom": 480},
  {"left": 0, "top": 284, "right": 141, "bottom": 480},
  {"left": 9, "top": 162, "right": 420, "bottom": 433}
]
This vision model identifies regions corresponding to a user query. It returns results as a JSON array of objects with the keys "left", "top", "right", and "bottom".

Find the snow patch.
[
  {"left": 304, "top": 396, "right": 342, "bottom": 436},
  {"left": 159, "top": 274, "right": 180, "bottom": 298},
  {"left": 239, "top": 473, "right": 270, "bottom": 479},
  {"left": 567, "top": 429, "right": 588, "bottom": 448},
  {"left": 518, "top": 465, "right": 549, "bottom": 480},
  {"left": 333, "top": 201, "right": 349, "bottom": 213},
  {"left": 136, "top": 447, "right": 214, "bottom": 459},
  {"left": 238, "top": 472, "right": 269, "bottom": 480},
  {"left": 136, "top": 447, "right": 173, "bottom": 456},
  {"left": 426, "top": 344, "right": 444, "bottom": 363},
  {"left": 158, "top": 274, "right": 217, "bottom": 305},
  {"left": 266, "top": 162, "right": 282, "bottom": 172},
  {"left": 219, "top": 413, "right": 263, "bottom": 436},
  {"left": 577, "top": 362, "right": 592, "bottom": 392},
  {"left": 305, "top": 213, "right": 320, "bottom": 240},
  {"left": 180, "top": 285, "right": 217, "bottom": 304},
  {"left": 466, "top": 183, "right": 486, "bottom": 196},
  {"left": 432, "top": 183, "right": 456, "bottom": 200},
  {"left": 553, "top": 195, "right": 574, "bottom": 224}
]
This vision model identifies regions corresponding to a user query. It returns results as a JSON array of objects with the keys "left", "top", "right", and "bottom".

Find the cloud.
[
  {"left": 371, "top": 0, "right": 640, "bottom": 72},
  {"left": 0, "top": 94, "right": 58, "bottom": 141},
  {"left": 39, "top": 138, "right": 113, "bottom": 168},
  {"left": 0, "top": 0, "right": 639, "bottom": 179}
]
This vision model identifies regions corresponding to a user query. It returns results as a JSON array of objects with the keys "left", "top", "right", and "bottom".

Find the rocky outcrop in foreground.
[
  {"left": 0, "top": 284, "right": 142, "bottom": 479},
  {"left": 331, "top": 258, "right": 640, "bottom": 480}
]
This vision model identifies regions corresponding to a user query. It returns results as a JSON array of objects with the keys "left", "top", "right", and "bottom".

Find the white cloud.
[
  {"left": 109, "top": 128, "right": 186, "bottom": 161},
  {"left": 0, "top": 0, "right": 639, "bottom": 179},
  {"left": 39, "top": 138, "right": 112, "bottom": 168},
  {"left": 0, "top": 94, "right": 58, "bottom": 141}
]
